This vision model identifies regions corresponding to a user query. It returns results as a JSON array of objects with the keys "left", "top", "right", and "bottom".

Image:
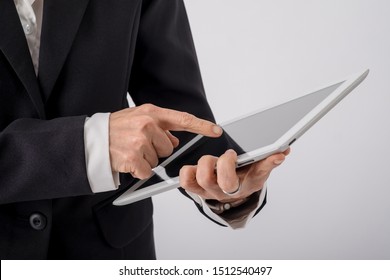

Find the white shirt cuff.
[
  {"left": 84, "top": 113, "right": 120, "bottom": 193},
  {"left": 185, "top": 182, "right": 267, "bottom": 229}
]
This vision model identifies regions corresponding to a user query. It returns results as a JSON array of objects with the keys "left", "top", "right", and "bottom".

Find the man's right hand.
[{"left": 109, "top": 104, "right": 222, "bottom": 179}]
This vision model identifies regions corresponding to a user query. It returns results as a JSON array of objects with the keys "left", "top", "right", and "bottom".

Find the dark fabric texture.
[{"left": 0, "top": 0, "right": 267, "bottom": 259}]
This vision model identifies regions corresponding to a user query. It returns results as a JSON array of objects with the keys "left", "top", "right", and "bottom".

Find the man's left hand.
[{"left": 179, "top": 148, "right": 290, "bottom": 203}]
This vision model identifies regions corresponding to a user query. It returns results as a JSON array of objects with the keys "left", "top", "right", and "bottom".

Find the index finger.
[{"left": 154, "top": 107, "right": 223, "bottom": 137}]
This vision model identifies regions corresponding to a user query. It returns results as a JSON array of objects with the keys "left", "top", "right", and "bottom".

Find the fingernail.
[
  {"left": 213, "top": 125, "right": 223, "bottom": 135},
  {"left": 274, "top": 159, "right": 284, "bottom": 165}
]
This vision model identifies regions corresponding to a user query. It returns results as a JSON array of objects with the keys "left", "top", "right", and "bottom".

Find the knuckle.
[
  {"left": 179, "top": 166, "right": 194, "bottom": 186},
  {"left": 138, "top": 169, "right": 152, "bottom": 180},
  {"left": 196, "top": 172, "right": 214, "bottom": 188},
  {"left": 134, "top": 115, "right": 155, "bottom": 131},
  {"left": 149, "top": 156, "right": 159, "bottom": 168},
  {"left": 196, "top": 177, "right": 208, "bottom": 189},
  {"left": 121, "top": 155, "right": 137, "bottom": 174},
  {"left": 166, "top": 144, "right": 174, "bottom": 155},
  {"left": 123, "top": 152, "right": 138, "bottom": 168},
  {"left": 124, "top": 163, "right": 135, "bottom": 175},
  {"left": 123, "top": 155, "right": 152, "bottom": 179},
  {"left": 179, "top": 177, "right": 191, "bottom": 188},
  {"left": 180, "top": 165, "right": 191, "bottom": 175},
  {"left": 198, "top": 155, "right": 216, "bottom": 166},
  {"left": 139, "top": 103, "right": 157, "bottom": 114},
  {"left": 158, "top": 145, "right": 173, "bottom": 158},
  {"left": 130, "top": 136, "right": 148, "bottom": 149},
  {"left": 219, "top": 153, "right": 237, "bottom": 167},
  {"left": 180, "top": 112, "right": 195, "bottom": 128}
]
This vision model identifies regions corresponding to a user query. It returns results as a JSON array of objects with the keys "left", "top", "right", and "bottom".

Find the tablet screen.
[{"left": 222, "top": 81, "right": 343, "bottom": 150}]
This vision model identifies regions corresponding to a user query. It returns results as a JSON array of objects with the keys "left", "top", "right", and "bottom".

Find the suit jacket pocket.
[{"left": 93, "top": 196, "right": 153, "bottom": 249}]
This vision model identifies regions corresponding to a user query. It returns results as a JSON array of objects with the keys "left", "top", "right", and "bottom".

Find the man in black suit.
[{"left": 0, "top": 0, "right": 288, "bottom": 259}]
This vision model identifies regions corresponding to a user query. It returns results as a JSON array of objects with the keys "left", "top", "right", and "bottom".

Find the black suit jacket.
[{"left": 0, "top": 0, "right": 223, "bottom": 259}]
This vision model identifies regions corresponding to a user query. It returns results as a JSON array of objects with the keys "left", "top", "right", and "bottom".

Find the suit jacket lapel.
[
  {"left": 38, "top": 0, "right": 90, "bottom": 101},
  {"left": 0, "top": 0, "right": 46, "bottom": 119}
]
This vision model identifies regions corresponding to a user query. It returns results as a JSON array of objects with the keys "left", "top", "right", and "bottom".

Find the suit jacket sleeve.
[
  {"left": 128, "top": 0, "right": 215, "bottom": 124},
  {"left": 0, "top": 116, "right": 93, "bottom": 205}
]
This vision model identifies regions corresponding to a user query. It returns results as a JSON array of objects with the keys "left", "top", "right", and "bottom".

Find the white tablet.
[{"left": 113, "top": 69, "right": 369, "bottom": 206}]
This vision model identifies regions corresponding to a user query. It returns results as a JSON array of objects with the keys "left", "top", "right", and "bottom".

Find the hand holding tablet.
[
  {"left": 113, "top": 69, "right": 369, "bottom": 206},
  {"left": 179, "top": 148, "right": 290, "bottom": 203}
]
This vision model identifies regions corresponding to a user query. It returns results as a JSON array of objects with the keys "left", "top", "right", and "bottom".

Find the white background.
[{"left": 152, "top": 0, "right": 390, "bottom": 259}]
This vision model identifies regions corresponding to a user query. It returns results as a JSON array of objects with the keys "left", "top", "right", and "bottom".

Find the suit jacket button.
[{"left": 29, "top": 213, "right": 47, "bottom": 231}]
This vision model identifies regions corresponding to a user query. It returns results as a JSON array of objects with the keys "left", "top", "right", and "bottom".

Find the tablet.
[{"left": 113, "top": 69, "right": 369, "bottom": 206}]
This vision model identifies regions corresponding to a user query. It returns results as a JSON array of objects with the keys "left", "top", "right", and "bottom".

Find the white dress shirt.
[
  {"left": 13, "top": 0, "right": 266, "bottom": 228},
  {"left": 14, "top": 0, "right": 42, "bottom": 75}
]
